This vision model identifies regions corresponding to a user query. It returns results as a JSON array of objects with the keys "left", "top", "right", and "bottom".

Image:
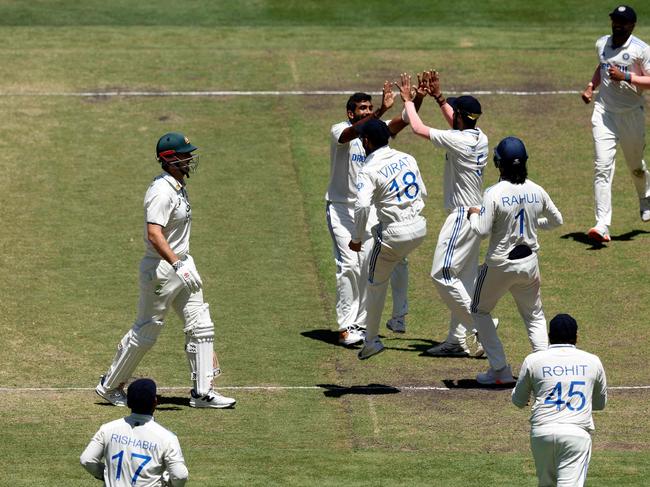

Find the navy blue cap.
[
  {"left": 494, "top": 136, "right": 529, "bottom": 165},
  {"left": 356, "top": 118, "right": 391, "bottom": 147},
  {"left": 610, "top": 5, "right": 636, "bottom": 23},
  {"left": 549, "top": 314, "right": 578, "bottom": 344},
  {"left": 127, "top": 378, "right": 157, "bottom": 412},
  {"left": 447, "top": 95, "right": 482, "bottom": 120}
]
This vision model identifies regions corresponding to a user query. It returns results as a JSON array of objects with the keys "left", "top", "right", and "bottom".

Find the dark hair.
[
  {"left": 548, "top": 314, "right": 578, "bottom": 345},
  {"left": 356, "top": 119, "right": 391, "bottom": 148},
  {"left": 458, "top": 113, "right": 477, "bottom": 129},
  {"left": 500, "top": 162, "right": 528, "bottom": 184},
  {"left": 127, "top": 378, "right": 157, "bottom": 414},
  {"left": 346, "top": 92, "right": 372, "bottom": 113}
]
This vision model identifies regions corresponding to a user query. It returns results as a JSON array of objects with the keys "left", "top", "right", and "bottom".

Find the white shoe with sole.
[
  {"left": 588, "top": 225, "right": 611, "bottom": 243},
  {"left": 95, "top": 375, "right": 127, "bottom": 407},
  {"left": 358, "top": 337, "right": 385, "bottom": 360},
  {"left": 476, "top": 365, "right": 515, "bottom": 385},
  {"left": 189, "top": 389, "right": 236, "bottom": 409},
  {"left": 386, "top": 315, "right": 406, "bottom": 333},
  {"left": 338, "top": 326, "right": 365, "bottom": 346}
]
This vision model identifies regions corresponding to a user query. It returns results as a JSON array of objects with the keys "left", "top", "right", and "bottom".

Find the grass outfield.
[{"left": 1, "top": 2, "right": 649, "bottom": 486}]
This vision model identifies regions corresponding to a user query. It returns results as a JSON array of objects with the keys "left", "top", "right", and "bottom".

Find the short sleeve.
[{"left": 145, "top": 185, "right": 174, "bottom": 227}]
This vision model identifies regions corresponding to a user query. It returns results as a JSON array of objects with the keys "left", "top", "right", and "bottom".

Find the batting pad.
[{"left": 102, "top": 320, "right": 164, "bottom": 390}]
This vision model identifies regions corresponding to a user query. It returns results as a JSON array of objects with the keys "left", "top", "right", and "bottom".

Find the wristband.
[
  {"left": 625, "top": 72, "right": 632, "bottom": 83},
  {"left": 434, "top": 94, "right": 446, "bottom": 107}
]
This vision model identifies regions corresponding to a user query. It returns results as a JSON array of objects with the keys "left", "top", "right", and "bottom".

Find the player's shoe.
[
  {"left": 424, "top": 341, "right": 470, "bottom": 357},
  {"left": 386, "top": 315, "right": 406, "bottom": 333},
  {"left": 95, "top": 375, "right": 127, "bottom": 407},
  {"left": 189, "top": 389, "right": 236, "bottom": 409},
  {"left": 587, "top": 226, "right": 611, "bottom": 243},
  {"left": 358, "top": 337, "right": 385, "bottom": 360},
  {"left": 468, "top": 318, "right": 499, "bottom": 358},
  {"left": 640, "top": 197, "right": 650, "bottom": 222},
  {"left": 476, "top": 365, "right": 516, "bottom": 385},
  {"left": 338, "top": 326, "right": 365, "bottom": 346}
]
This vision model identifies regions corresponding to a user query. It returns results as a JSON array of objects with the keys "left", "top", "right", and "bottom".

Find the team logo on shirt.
[{"left": 622, "top": 53, "right": 630, "bottom": 61}]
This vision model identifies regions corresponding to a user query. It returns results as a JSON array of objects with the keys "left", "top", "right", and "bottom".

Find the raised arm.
[
  {"left": 388, "top": 74, "right": 426, "bottom": 135},
  {"left": 396, "top": 73, "right": 431, "bottom": 139},
  {"left": 426, "top": 70, "right": 454, "bottom": 127}
]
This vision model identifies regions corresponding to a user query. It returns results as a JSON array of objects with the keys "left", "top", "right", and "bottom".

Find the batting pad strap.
[
  {"left": 183, "top": 303, "right": 215, "bottom": 339},
  {"left": 185, "top": 337, "right": 216, "bottom": 395}
]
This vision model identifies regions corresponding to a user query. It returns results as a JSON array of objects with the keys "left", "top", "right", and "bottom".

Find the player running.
[
  {"left": 95, "top": 132, "right": 235, "bottom": 409},
  {"left": 512, "top": 314, "right": 607, "bottom": 487},
  {"left": 582, "top": 5, "right": 650, "bottom": 243},
  {"left": 400, "top": 71, "right": 494, "bottom": 358},
  {"left": 349, "top": 119, "right": 427, "bottom": 360},
  {"left": 467, "top": 136, "right": 563, "bottom": 385}
]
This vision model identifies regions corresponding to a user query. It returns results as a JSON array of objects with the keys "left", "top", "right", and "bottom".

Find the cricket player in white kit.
[
  {"left": 327, "top": 83, "right": 423, "bottom": 345},
  {"left": 468, "top": 137, "right": 563, "bottom": 385},
  {"left": 81, "top": 378, "right": 189, "bottom": 487},
  {"left": 512, "top": 314, "right": 607, "bottom": 487},
  {"left": 582, "top": 5, "right": 650, "bottom": 243},
  {"left": 400, "top": 71, "right": 493, "bottom": 357},
  {"left": 348, "top": 119, "right": 427, "bottom": 360},
  {"left": 95, "top": 132, "right": 235, "bottom": 409}
]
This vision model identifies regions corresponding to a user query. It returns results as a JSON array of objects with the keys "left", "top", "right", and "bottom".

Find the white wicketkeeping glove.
[{"left": 173, "top": 258, "right": 203, "bottom": 294}]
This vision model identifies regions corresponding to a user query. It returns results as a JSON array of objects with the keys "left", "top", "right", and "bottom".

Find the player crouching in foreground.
[
  {"left": 467, "top": 137, "right": 563, "bottom": 384},
  {"left": 95, "top": 132, "right": 235, "bottom": 409},
  {"left": 349, "top": 119, "right": 428, "bottom": 360},
  {"left": 82, "top": 378, "right": 189, "bottom": 486},
  {"left": 512, "top": 314, "right": 607, "bottom": 487}
]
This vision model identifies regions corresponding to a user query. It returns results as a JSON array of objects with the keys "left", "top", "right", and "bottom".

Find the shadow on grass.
[
  {"left": 318, "top": 383, "right": 400, "bottom": 398},
  {"left": 561, "top": 229, "right": 650, "bottom": 250},
  {"left": 157, "top": 395, "right": 189, "bottom": 408},
  {"left": 442, "top": 378, "right": 516, "bottom": 390},
  {"left": 301, "top": 329, "right": 344, "bottom": 347}
]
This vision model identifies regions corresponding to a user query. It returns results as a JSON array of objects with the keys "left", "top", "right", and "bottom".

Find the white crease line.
[
  {"left": 0, "top": 90, "right": 581, "bottom": 97},
  {"left": 0, "top": 385, "right": 646, "bottom": 392}
]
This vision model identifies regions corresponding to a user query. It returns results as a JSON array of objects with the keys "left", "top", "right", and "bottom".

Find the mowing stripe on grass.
[{"left": 0, "top": 90, "right": 582, "bottom": 97}]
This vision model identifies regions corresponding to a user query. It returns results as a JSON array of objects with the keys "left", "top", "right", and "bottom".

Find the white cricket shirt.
[
  {"left": 353, "top": 145, "right": 427, "bottom": 241},
  {"left": 595, "top": 34, "right": 650, "bottom": 113},
  {"left": 326, "top": 119, "right": 394, "bottom": 204},
  {"left": 468, "top": 179, "right": 563, "bottom": 266},
  {"left": 80, "top": 413, "right": 188, "bottom": 487},
  {"left": 143, "top": 172, "right": 191, "bottom": 259},
  {"left": 512, "top": 345, "right": 607, "bottom": 432},
  {"left": 428, "top": 127, "right": 488, "bottom": 210}
]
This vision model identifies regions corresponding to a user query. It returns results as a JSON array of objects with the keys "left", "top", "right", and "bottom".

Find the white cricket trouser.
[
  {"left": 103, "top": 255, "right": 209, "bottom": 389},
  {"left": 531, "top": 424, "right": 592, "bottom": 487},
  {"left": 592, "top": 103, "right": 650, "bottom": 227},
  {"left": 365, "top": 218, "right": 427, "bottom": 341},
  {"left": 431, "top": 207, "right": 480, "bottom": 344},
  {"left": 326, "top": 202, "right": 409, "bottom": 331},
  {"left": 470, "top": 253, "right": 548, "bottom": 371}
]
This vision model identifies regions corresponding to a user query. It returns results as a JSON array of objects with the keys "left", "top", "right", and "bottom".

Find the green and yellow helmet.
[{"left": 155, "top": 132, "right": 199, "bottom": 173}]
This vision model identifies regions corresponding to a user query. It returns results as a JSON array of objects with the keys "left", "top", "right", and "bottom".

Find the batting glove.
[{"left": 173, "top": 258, "right": 203, "bottom": 294}]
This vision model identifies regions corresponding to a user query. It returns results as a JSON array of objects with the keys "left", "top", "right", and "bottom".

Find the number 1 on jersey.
[{"left": 515, "top": 208, "right": 524, "bottom": 236}]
